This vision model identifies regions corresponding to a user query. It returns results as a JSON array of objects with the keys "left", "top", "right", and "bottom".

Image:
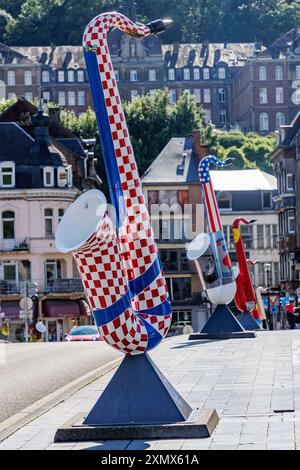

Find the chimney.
[
  {"left": 192, "top": 130, "right": 210, "bottom": 160},
  {"left": 49, "top": 106, "right": 61, "bottom": 125}
]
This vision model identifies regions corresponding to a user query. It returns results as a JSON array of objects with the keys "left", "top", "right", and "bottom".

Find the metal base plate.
[
  {"left": 54, "top": 408, "right": 219, "bottom": 442},
  {"left": 189, "top": 331, "right": 257, "bottom": 340}
]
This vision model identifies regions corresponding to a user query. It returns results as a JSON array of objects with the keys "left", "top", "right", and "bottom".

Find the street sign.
[
  {"left": 35, "top": 322, "right": 46, "bottom": 334},
  {"left": 270, "top": 306, "right": 278, "bottom": 315},
  {"left": 19, "top": 310, "right": 33, "bottom": 319},
  {"left": 19, "top": 297, "right": 33, "bottom": 311}
]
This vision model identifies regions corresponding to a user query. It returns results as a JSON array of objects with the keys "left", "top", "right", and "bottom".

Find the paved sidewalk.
[{"left": 1, "top": 330, "right": 300, "bottom": 450}]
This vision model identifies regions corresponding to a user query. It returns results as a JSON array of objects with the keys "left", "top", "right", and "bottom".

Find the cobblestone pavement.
[{"left": 1, "top": 330, "right": 300, "bottom": 450}]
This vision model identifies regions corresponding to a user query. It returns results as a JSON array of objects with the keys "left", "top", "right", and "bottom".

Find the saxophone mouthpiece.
[{"left": 146, "top": 18, "right": 173, "bottom": 35}]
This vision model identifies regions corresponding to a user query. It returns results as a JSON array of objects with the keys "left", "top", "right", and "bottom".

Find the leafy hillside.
[{"left": 0, "top": 0, "right": 299, "bottom": 46}]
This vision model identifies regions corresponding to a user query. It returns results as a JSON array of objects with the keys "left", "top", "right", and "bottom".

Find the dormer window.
[
  {"left": 183, "top": 68, "right": 190, "bottom": 80},
  {"left": 218, "top": 191, "right": 232, "bottom": 211},
  {"left": 57, "top": 166, "right": 68, "bottom": 187},
  {"left": 262, "top": 191, "right": 272, "bottom": 209},
  {"left": 130, "top": 41, "right": 137, "bottom": 57},
  {"left": 43, "top": 167, "right": 54, "bottom": 187},
  {"left": 218, "top": 67, "right": 226, "bottom": 79},
  {"left": 0, "top": 162, "right": 15, "bottom": 188}
]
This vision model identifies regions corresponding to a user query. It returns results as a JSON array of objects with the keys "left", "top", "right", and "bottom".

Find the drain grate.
[{"left": 273, "top": 409, "right": 294, "bottom": 414}]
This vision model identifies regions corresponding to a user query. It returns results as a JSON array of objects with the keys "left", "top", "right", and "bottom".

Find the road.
[{"left": 0, "top": 341, "right": 121, "bottom": 423}]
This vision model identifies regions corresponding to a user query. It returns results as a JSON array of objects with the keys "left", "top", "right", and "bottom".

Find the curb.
[{"left": 0, "top": 356, "right": 122, "bottom": 443}]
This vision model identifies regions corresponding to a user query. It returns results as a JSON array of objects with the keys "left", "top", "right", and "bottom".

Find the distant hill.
[{"left": 0, "top": 0, "right": 299, "bottom": 46}]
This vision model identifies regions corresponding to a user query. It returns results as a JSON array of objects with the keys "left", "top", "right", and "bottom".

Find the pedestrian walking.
[{"left": 285, "top": 298, "right": 296, "bottom": 330}]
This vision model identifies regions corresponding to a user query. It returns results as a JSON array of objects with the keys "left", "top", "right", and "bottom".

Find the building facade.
[
  {"left": 142, "top": 132, "right": 279, "bottom": 332},
  {"left": 0, "top": 100, "right": 99, "bottom": 342},
  {"left": 271, "top": 111, "right": 300, "bottom": 295},
  {"left": 1, "top": 2, "right": 300, "bottom": 134}
]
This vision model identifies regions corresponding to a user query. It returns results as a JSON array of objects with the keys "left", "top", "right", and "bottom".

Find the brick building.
[
  {"left": 233, "top": 28, "right": 300, "bottom": 134},
  {"left": 1, "top": 2, "right": 300, "bottom": 133}
]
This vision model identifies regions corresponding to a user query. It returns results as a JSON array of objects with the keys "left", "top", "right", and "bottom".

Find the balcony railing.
[
  {"left": 0, "top": 238, "right": 30, "bottom": 252},
  {"left": 0, "top": 279, "right": 84, "bottom": 296}
]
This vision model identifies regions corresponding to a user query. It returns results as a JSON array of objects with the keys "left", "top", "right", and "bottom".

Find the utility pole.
[{"left": 24, "top": 282, "right": 29, "bottom": 343}]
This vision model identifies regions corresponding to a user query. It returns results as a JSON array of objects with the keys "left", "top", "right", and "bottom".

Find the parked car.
[{"left": 64, "top": 325, "right": 102, "bottom": 342}]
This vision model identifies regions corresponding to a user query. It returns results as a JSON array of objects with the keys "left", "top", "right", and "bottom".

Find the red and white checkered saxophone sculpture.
[{"left": 56, "top": 12, "right": 172, "bottom": 355}]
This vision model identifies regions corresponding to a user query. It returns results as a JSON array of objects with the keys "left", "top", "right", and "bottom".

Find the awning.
[
  {"left": 42, "top": 300, "right": 87, "bottom": 318},
  {"left": 0, "top": 300, "right": 38, "bottom": 319},
  {"left": 0, "top": 301, "right": 20, "bottom": 319}
]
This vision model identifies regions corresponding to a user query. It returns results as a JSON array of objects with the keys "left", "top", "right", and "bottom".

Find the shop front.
[
  {"left": 0, "top": 300, "right": 36, "bottom": 342},
  {"left": 42, "top": 299, "right": 91, "bottom": 342}
]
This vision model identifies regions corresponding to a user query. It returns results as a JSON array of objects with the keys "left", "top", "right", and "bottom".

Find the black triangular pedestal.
[
  {"left": 239, "top": 312, "right": 261, "bottom": 331},
  {"left": 189, "top": 304, "right": 257, "bottom": 340},
  {"left": 84, "top": 353, "right": 192, "bottom": 426}
]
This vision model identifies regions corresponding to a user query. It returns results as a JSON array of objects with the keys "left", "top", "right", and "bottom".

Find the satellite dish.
[{"left": 35, "top": 322, "right": 46, "bottom": 334}]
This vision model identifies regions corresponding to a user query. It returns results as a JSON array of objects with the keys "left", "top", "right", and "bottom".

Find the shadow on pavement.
[
  {"left": 80, "top": 441, "right": 151, "bottom": 451},
  {"left": 171, "top": 339, "right": 223, "bottom": 349}
]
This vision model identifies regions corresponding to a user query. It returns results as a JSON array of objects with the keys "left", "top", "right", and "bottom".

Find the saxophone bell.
[{"left": 145, "top": 18, "right": 173, "bottom": 35}]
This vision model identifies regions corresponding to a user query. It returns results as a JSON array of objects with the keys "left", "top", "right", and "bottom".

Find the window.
[
  {"left": 272, "top": 224, "right": 278, "bottom": 249},
  {"left": 203, "top": 88, "right": 211, "bottom": 103},
  {"left": 68, "top": 91, "right": 76, "bottom": 106},
  {"left": 275, "top": 64, "right": 283, "bottom": 80},
  {"left": 287, "top": 173, "right": 294, "bottom": 191},
  {"left": 7, "top": 92, "right": 16, "bottom": 99},
  {"left": 168, "top": 68, "right": 175, "bottom": 81},
  {"left": 218, "top": 67, "right": 226, "bottom": 79},
  {"left": 0, "top": 162, "right": 15, "bottom": 187},
  {"left": 204, "top": 109, "right": 211, "bottom": 123},
  {"left": 44, "top": 209, "right": 54, "bottom": 238},
  {"left": 193, "top": 68, "right": 200, "bottom": 80},
  {"left": 259, "top": 112, "right": 269, "bottom": 131},
  {"left": 24, "top": 92, "right": 33, "bottom": 102},
  {"left": 183, "top": 89, "right": 191, "bottom": 95},
  {"left": 288, "top": 210, "right": 295, "bottom": 233},
  {"left": 149, "top": 89, "right": 156, "bottom": 97},
  {"left": 58, "top": 209, "right": 64, "bottom": 223},
  {"left": 275, "top": 112, "right": 285, "bottom": 129},
  {"left": 218, "top": 88, "right": 226, "bottom": 103},
  {"left": 258, "top": 263, "right": 265, "bottom": 286},
  {"left": 296, "top": 65, "right": 300, "bottom": 80},
  {"left": 130, "top": 89, "right": 138, "bottom": 100},
  {"left": 58, "top": 91, "right": 66, "bottom": 106},
  {"left": 77, "top": 70, "right": 84, "bottom": 82},
  {"left": 203, "top": 68, "right": 210, "bottom": 80},
  {"left": 259, "top": 65, "right": 267, "bottom": 80},
  {"left": 241, "top": 224, "right": 253, "bottom": 249},
  {"left": 7, "top": 71, "right": 15, "bottom": 86},
  {"left": 43, "top": 167, "right": 54, "bottom": 187},
  {"left": 42, "top": 91, "right": 51, "bottom": 102},
  {"left": 218, "top": 191, "right": 232, "bottom": 210},
  {"left": 78, "top": 91, "right": 85, "bottom": 106},
  {"left": 57, "top": 166, "right": 68, "bottom": 187},
  {"left": 262, "top": 191, "right": 272, "bottom": 209},
  {"left": 265, "top": 224, "right": 271, "bottom": 248},
  {"left": 257, "top": 225, "right": 264, "bottom": 249},
  {"left": 276, "top": 87, "right": 283, "bottom": 103},
  {"left": 114, "top": 70, "right": 120, "bottom": 82},
  {"left": 160, "top": 250, "right": 189, "bottom": 272},
  {"left": 2, "top": 211, "right": 15, "bottom": 239},
  {"left": 194, "top": 89, "right": 201, "bottom": 104},
  {"left": 45, "top": 260, "right": 62, "bottom": 285},
  {"left": 130, "top": 69, "right": 138, "bottom": 82},
  {"left": 24, "top": 70, "right": 32, "bottom": 85},
  {"left": 220, "top": 109, "right": 227, "bottom": 124},
  {"left": 149, "top": 69, "right": 156, "bottom": 81},
  {"left": 67, "top": 70, "right": 75, "bottom": 82},
  {"left": 58, "top": 70, "right": 65, "bottom": 82},
  {"left": 42, "top": 70, "right": 50, "bottom": 82},
  {"left": 130, "top": 41, "right": 136, "bottom": 57},
  {"left": 169, "top": 89, "right": 176, "bottom": 104},
  {"left": 183, "top": 68, "right": 190, "bottom": 80},
  {"left": 259, "top": 88, "right": 268, "bottom": 104}
]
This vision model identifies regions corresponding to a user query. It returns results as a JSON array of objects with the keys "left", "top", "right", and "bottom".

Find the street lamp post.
[{"left": 264, "top": 263, "right": 272, "bottom": 330}]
